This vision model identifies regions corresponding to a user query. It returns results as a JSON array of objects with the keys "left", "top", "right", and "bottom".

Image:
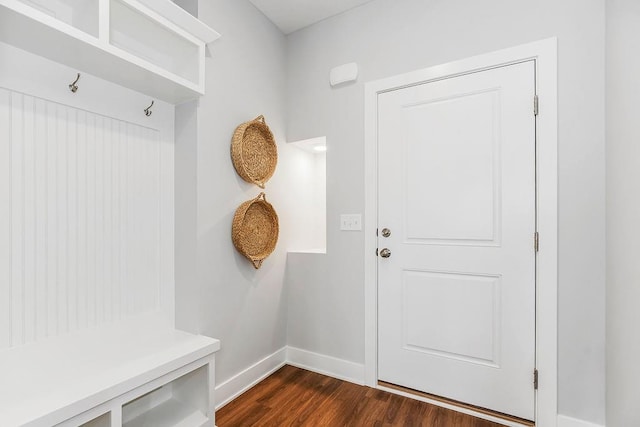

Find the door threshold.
[{"left": 377, "top": 381, "right": 534, "bottom": 427}]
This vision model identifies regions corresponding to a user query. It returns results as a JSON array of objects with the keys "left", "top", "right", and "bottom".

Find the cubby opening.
[
  {"left": 287, "top": 136, "right": 327, "bottom": 253},
  {"left": 80, "top": 412, "right": 111, "bottom": 427},
  {"left": 110, "top": 0, "right": 200, "bottom": 84},
  {"left": 19, "top": 0, "right": 99, "bottom": 36},
  {"left": 122, "top": 365, "right": 209, "bottom": 427}
]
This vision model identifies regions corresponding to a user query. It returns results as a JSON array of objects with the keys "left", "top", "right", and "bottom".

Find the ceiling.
[{"left": 248, "top": 0, "right": 375, "bottom": 34}]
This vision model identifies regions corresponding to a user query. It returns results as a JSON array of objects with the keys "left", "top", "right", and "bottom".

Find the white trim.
[
  {"left": 286, "top": 346, "right": 366, "bottom": 386},
  {"left": 214, "top": 347, "right": 287, "bottom": 410},
  {"left": 377, "top": 384, "right": 529, "bottom": 427},
  {"left": 0, "top": 41, "right": 174, "bottom": 129},
  {"left": 557, "top": 415, "right": 605, "bottom": 427},
  {"left": 364, "top": 38, "right": 558, "bottom": 426},
  {"left": 136, "top": 0, "right": 221, "bottom": 43}
]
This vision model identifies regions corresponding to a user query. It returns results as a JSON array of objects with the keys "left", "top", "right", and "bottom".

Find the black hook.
[
  {"left": 144, "top": 100, "right": 154, "bottom": 117},
  {"left": 69, "top": 73, "right": 80, "bottom": 93}
]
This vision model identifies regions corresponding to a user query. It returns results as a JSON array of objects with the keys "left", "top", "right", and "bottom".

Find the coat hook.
[
  {"left": 144, "top": 100, "right": 154, "bottom": 117},
  {"left": 69, "top": 73, "right": 81, "bottom": 93}
]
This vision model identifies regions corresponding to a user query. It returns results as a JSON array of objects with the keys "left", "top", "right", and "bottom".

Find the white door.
[{"left": 377, "top": 61, "right": 536, "bottom": 420}]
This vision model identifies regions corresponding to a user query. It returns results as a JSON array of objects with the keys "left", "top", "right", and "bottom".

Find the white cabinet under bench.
[{"left": 0, "top": 316, "right": 220, "bottom": 427}]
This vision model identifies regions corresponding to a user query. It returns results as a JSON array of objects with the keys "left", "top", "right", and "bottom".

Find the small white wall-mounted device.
[
  {"left": 340, "top": 214, "right": 362, "bottom": 231},
  {"left": 330, "top": 62, "right": 359, "bottom": 86}
]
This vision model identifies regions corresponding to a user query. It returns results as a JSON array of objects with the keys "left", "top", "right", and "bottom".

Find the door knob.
[
  {"left": 379, "top": 248, "right": 391, "bottom": 258},
  {"left": 381, "top": 228, "right": 391, "bottom": 238}
]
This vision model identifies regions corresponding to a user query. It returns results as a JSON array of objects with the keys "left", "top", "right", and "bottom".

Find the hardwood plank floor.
[{"left": 216, "top": 365, "right": 504, "bottom": 426}]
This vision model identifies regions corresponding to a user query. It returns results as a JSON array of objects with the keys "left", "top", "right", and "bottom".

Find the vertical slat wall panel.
[
  {"left": 46, "top": 102, "right": 58, "bottom": 338},
  {"left": 126, "top": 122, "right": 135, "bottom": 316},
  {"left": 160, "top": 125, "right": 175, "bottom": 320},
  {"left": 24, "top": 95, "right": 36, "bottom": 344},
  {"left": 118, "top": 119, "right": 126, "bottom": 320},
  {"left": 57, "top": 104, "right": 68, "bottom": 334},
  {"left": 34, "top": 98, "right": 46, "bottom": 342},
  {"left": 112, "top": 120, "right": 121, "bottom": 321},
  {"left": 119, "top": 120, "right": 128, "bottom": 320},
  {"left": 67, "top": 107, "right": 78, "bottom": 332},
  {"left": 77, "top": 110, "right": 88, "bottom": 331},
  {"left": 104, "top": 118, "right": 113, "bottom": 324},
  {"left": 95, "top": 115, "right": 105, "bottom": 325},
  {"left": 86, "top": 113, "right": 96, "bottom": 327},
  {"left": 1, "top": 89, "right": 165, "bottom": 348},
  {"left": 0, "top": 89, "right": 11, "bottom": 350},
  {"left": 9, "top": 92, "right": 23, "bottom": 348}
]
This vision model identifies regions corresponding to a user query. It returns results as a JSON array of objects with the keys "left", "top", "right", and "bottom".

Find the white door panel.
[
  {"left": 378, "top": 61, "right": 536, "bottom": 420},
  {"left": 404, "top": 89, "right": 499, "bottom": 243},
  {"left": 402, "top": 270, "right": 500, "bottom": 365}
]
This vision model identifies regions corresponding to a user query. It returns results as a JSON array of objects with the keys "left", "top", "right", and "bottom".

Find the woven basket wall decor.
[
  {"left": 232, "top": 192, "right": 279, "bottom": 269},
  {"left": 231, "top": 115, "right": 278, "bottom": 189}
]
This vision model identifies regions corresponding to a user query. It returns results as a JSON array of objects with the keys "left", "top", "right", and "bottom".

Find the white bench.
[{"left": 0, "top": 315, "right": 220, "bottom": 427}]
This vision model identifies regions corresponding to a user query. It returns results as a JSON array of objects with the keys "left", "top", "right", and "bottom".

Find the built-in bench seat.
[{"left": 0, "top": 315, "right": 220, "bottom": 427}]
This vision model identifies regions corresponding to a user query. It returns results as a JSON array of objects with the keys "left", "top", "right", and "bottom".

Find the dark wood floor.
[{"left": 216, "top": 365, "right": 504, "bottom": 426}]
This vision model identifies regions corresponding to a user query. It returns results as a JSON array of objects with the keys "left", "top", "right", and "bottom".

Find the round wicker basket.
[
  {"left": 231, "top": 115, "right": 277, "bottom": 189},
  {"left": 232, "top": 192, "right": 279, "bottom": 269}
]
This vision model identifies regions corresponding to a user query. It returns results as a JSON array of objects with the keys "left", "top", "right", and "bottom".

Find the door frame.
[{"left": 363, "top": 38, "right": 558, "bottom": 426}]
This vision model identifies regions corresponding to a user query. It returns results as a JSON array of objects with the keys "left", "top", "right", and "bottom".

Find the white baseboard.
[
  {"left": 214, "top": 347, "right": 287, "bottom": 410},
  {"left": 286, "top": 346, "right": 365, "bottom": 385},
  {"left": 557, "top": 415, "right": 605, "bottom": 427}
]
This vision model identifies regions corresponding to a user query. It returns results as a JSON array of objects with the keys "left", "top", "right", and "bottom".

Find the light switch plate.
[{"left": 340, "top": 214, "right": 362, "bottom": 231}]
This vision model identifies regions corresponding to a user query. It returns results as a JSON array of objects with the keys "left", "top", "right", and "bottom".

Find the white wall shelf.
[{"left": 0, "top": 0, "right": 220, "bottom": 104}]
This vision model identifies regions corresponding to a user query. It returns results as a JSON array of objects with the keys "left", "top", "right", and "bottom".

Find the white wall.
[
  {"left": 285, "top": 0, "right": 606, "bottom": 424},
  {"left": 175, "top": 100, "right": 199, "bottom": 335},
  {"left": 606, "top": 1, "right": 640, "bottom": 426},
  {"left": 174, "top": 0, "right": 294, "bottom": 390}
]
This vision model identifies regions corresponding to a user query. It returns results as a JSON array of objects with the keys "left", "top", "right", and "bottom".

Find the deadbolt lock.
[
  {"left": 381, "top": 228, "right": 391, "bottom": 238},
  {"left": 379, "top": 248, "right": 391, "bottom": 258}
]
